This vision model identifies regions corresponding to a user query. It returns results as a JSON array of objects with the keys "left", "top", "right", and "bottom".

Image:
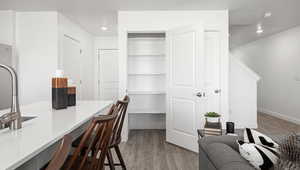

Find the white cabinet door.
[
  {"left": 98, "top": 49, "right": 119, "bottom": 101},
  {"left": 166, "top": 25, "right": 205, "bottom": 152}
]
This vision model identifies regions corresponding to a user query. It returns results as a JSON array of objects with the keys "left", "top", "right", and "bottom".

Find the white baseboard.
[{"left": 258, "top": 108, "right": 300, "bottom": 125}]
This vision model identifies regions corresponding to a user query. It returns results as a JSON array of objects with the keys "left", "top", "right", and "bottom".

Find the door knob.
[
  {"left": 214, "top": 89, "right": 221, "bottom": 94},
  {"left": 196, "top": 92, "right": 203, "bottom": 98}
]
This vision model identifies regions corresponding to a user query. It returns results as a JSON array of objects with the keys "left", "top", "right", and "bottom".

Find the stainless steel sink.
[
  {"left": 0, "top": 116, "right": 36, "bottom": 130},
  {"left": 21, "top": 116, "right": 36, "bottom": 122}
]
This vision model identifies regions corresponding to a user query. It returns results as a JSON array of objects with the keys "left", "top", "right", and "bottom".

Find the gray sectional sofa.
[
  {"left": 198, "top": 132, "right": 283, "bottom": 170},
  {"left": 198, "top": 135, "right": 256, "bottom": 170}
]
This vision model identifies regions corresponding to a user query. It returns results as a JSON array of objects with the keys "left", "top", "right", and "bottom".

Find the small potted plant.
[{"left": 205, "top": 112, "right": 221, "bottom": 123}]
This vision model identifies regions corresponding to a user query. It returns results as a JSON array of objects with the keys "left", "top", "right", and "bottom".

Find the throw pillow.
[
  {"left": 237, "top": 140, "right": 279, "bottom": 170},
  {"left": 244, "top": 128, "right": 279, "bottom": 148}
]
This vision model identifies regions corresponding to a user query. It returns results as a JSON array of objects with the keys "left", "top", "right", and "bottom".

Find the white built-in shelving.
[
  {"left": 128, "top": 73, "right": 165, "bottom": 76},
  {"left": 128, "top": 90, "right": 166, "bottom": 95},
  {"left": 129, "top": 109, "right": 166, "bottom": 114},
  {"left": 127, "top": 33, "right": 166, "bottom": 115},
  {"left": 128, "top": 54, "right": 165, "bottom": 58}
]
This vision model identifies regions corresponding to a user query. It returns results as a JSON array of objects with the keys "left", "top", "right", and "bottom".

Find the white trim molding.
[{"left": 258, "top": 108, "right": 300, "bottom": 125}]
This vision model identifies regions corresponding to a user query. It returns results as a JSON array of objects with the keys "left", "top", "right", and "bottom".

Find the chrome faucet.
[{"left": 0, "top": 64, "right": 22, "bottom": 130}]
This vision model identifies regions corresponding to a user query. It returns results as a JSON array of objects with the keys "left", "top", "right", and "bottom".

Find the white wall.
[
  {"left": 16, "top": 12, "right": 59, "bottom": 105},
  {"left": 231, "top": 25, "right": 300, "bottom": 124},
  {"left": 0, "top": 10, "right": 15, "bottom": 109},
  {"left": 230, "top": 56, "right": 259, "bottom": 128},
  {"left": 0, "top": 11, "right": 15, "bottom": 46},
  {"left": 6, "top": 11, "right": 95, "bottom": 105},
  {"left": 118, "top": 10, "right": 229, "bottom": 141},
  {"left": 0, "top": 44, "right": 12, "bottom": 109},
  {"left": 94, "top": 36, "right": 118, "bottom": 49},
  {"left": 58, "top": 14, "right": 95, "bottom": 100},
  {"left": 0, "top": 10, "right": 17, "bottom": 68}
]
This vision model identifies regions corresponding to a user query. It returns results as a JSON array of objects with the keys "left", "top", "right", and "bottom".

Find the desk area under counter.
[{"left": 0, "top": 100, "right": 112, "bottom": 170}]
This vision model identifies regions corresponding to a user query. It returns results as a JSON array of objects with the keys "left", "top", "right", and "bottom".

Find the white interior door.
[
  {"left": 98, "top": 49, "right": 119, "bottom": 101},
  {"left": 204, "top": 32, "right": 221, "bottom": 113},
  {"left": 166, "top": 25, "right": 205, "bottom": 152},
  {"left": 62, "top": 35, "right": 82, "bottom": 100}
]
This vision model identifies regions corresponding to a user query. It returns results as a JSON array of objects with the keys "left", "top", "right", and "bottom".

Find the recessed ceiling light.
[
  {"left": 256, "top": 29, "right": 264, "bottom": 34},
  {"left": 264, "top": 12, "right": 272, "bottom": 18},
  {"left": 256, "top": 24, "right": 264, "bottom": 34},
  {"left": 257, "top": 24, "right": 262, "bottom": 30},
  {"left": 101, "top": 26, "right": 108, "bottom": 31}
]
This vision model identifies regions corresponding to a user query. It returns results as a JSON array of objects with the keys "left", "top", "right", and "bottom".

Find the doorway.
[
  {"left": 97, "top": 49, "right": 119, "bottom": 101},
  {"left": 123, "top": 29, "right": 222, "bottom": 152}
]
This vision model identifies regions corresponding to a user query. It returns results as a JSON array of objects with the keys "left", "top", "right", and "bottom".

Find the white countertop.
[{"left": 0, "top": 100, "right": 112, "bottom": 170}]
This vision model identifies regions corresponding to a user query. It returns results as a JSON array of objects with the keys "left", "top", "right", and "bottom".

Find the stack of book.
[{"left": 204, "top": 122, "right": 222, "bottom": 136}]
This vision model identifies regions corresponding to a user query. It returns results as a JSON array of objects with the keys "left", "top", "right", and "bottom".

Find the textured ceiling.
[{"left": 1, "top": 0, "right": 300, "bottom": 48}]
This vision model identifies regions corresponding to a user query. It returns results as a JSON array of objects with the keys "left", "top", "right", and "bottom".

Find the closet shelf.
[
  {"left": 128, "top": 90, "right": 166, "bottom": 95},
  {"left": 128, "top": 54, "right": 165, "bottom": 58},
  {"left": 128, "top": 73, "right": 166, "bottom": 76},
  {"left": 128, "top": 110, "right": 166, "bottom": 114}
]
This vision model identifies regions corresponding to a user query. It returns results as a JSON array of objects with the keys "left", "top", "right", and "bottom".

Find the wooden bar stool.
[
  {"left": 106, "top": 95, "right": 130, "bottom": 170},
  {"left": 63, "top": 104, "right": 118, "bottom": 170},
  {"left": 71, "top": 96, "right": 130, "bottom": 170},
  {"left": 45, "top": 135, "right": 72, "bottom": 170}
]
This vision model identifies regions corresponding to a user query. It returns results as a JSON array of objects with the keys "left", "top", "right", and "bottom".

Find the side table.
[{"left": 197, "top": 129, "right": 244, "bottom": 138}]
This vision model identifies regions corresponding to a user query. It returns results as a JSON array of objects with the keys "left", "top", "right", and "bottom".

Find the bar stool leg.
[
  {"left": 106, "top": 149, "right": 115, "bottom": 170},
  {"left": 114, "top": 145, "right": 126, "bottom": 170}
]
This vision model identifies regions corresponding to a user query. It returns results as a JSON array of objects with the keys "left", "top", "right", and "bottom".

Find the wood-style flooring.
[
  {"left": 257, "top": 112, "right": 300, "bottom": 135},
  {"left": 118, "top": 130, "right": 198, "bottom": 170},
  {"left": 112, "top": 113, "right": 300, "bottom": 170}
]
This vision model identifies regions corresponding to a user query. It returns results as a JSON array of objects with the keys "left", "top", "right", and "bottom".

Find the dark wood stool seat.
[{"left": 72, "top": 96, "right": 130, "bottom": 170}]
